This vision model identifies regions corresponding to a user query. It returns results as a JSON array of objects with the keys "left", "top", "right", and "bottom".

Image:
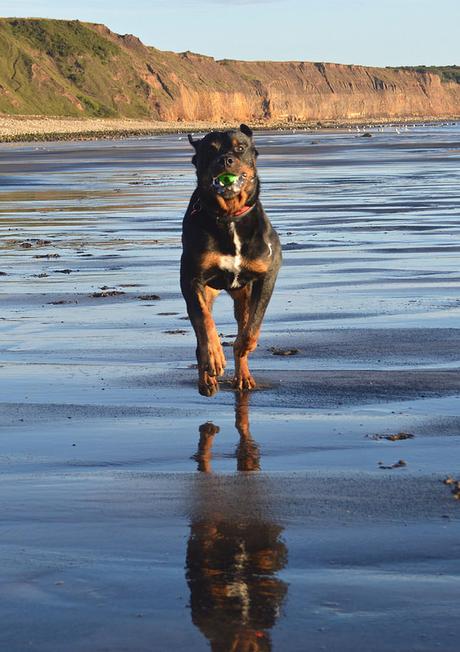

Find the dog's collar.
[
  {"left": 190, "top": 199, "right": 256, "bottom": 220},
  {"left": 229, "top": 204, "right": 255, "bottom": 218}
]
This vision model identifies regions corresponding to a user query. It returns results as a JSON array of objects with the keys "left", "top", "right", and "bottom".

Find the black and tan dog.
[{"left": 181, "top": 124, "right": 281, "bottom": 396}]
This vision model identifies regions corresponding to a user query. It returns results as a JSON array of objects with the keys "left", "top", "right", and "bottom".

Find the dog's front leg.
[{"left": 181, "top": 278, "right": 226, "bottom": 396}]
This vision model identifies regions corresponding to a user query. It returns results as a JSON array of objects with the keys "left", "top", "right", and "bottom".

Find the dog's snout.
[{"left": 219, "top": 154, "right": 235, "bottom": 168}]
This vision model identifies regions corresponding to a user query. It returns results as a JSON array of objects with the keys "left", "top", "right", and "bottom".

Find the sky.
[{"left": 0, "top": 0, "right": 458, "bottom": 67}]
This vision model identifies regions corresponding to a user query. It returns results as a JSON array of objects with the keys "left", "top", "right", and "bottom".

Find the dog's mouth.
[
  {"left": 211, "top": 172, "right": 255, "bottom": 199},
  {"left": 211, "top": 172, "right": 247, "bottom": 197}
]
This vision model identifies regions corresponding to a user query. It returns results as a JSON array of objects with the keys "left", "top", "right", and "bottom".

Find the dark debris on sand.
[
  {"left": 269, "top": 347, "right": 300, "bottom": 356},
  {"left": 368, "top": 432, "right": 415, "bottom": 441},
  {"left": 91, "top": 290, "right": 125, "bottom": 298},
  {"left": 378, "top": 459, "right": 407, "bottom": 470}
]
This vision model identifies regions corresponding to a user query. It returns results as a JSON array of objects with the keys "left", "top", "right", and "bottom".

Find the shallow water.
[{"left": 1, "top": 124, "right": 460, "bottom": 651}]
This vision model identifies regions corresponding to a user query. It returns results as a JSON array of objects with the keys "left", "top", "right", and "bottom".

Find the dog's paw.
[
  {"left": 232, "top": 371, "right": 256, "bottom": 391},
  {"left": 198, "top": 372, "right": 219, "bottom": 397}
]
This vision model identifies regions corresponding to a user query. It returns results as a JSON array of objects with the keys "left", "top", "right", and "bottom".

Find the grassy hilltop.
[
  {"left": 0, "top": 18, "right": 459, "bottom": 122},
  {"left": 390, "top": 66, "right": 460, "bottom": 85},
  {"left": 0, "top": 18, "right": 158, "bottom": 117}
]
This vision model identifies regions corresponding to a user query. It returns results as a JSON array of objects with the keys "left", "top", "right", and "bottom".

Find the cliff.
[{"left": 0, "top": 18, "right": 459, "bottom": 122}]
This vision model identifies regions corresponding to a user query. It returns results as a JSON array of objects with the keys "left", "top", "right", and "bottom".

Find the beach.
[
  {"left": 1, "top": 124, "right": 460, "bottom": 651},
  {"left": 1, "top": 114, "right": 456, "bottom": 143},
  {"left": 0, "top": 115, "right": 225, "bottom": 142}
]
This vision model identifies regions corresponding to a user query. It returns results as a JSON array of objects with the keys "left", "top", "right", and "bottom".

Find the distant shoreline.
[{"left": 0, "top": 115, "right": 458, "bottom": 144}]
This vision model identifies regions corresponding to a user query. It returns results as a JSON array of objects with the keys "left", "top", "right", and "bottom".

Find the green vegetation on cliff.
[
  {"left": 0, "top": 18, "right": 156, "bottom": 117},
  {"left": 391, "top": 65, "right": 460, "bottom": 84}
]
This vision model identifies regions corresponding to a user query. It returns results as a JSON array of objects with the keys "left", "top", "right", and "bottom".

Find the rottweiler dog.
[{"left": 181, "top": 124, "right": 281, "bottom": 397}]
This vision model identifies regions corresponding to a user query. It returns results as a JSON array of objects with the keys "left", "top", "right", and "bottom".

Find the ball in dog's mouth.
[{"left": 212, "top": 173, "right": 245, "bottom": 196}]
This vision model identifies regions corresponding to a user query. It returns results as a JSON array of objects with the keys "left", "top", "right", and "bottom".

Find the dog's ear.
[
  {"left": 239, "top": 123, "right": 253, "bottom": 139},
  {"left": 188, "top": 134, "right": 200, "bottom": 166},
  {"left": 188, "top": 134, "right": 201, "bottom": 150}
]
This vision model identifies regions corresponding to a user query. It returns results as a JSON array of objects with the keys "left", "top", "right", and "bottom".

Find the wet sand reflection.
[{"left": 186, "top": 392, "right": 288, "bottom": 651}]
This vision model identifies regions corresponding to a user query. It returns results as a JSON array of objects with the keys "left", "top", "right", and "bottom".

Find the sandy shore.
[
  {"left": 0, "top": 115, "right": 228, "bottom": 142},
  {"left": 0, "top": 113, "right": 457, "bottom": 143},
  {"left": 1, "top": 125, "right": 460, "bottom": 650}
]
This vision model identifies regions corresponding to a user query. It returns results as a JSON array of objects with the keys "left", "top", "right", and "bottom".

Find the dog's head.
[{"left": 188, "top": 124, "right": 259, "bottom": 213}]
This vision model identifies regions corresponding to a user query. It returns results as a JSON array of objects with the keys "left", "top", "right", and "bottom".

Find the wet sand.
[{"left": 1, "top": 124, "right": 460, "bottom": 651}]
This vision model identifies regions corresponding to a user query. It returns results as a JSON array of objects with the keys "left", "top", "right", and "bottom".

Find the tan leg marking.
[
  {"left": 230, "top": 285, "right": 259, "bottom": 391},
  {"left": 196, "top": 286, "right": 226, "bottom": 396},
  {"left": 242, "top": 257, "right": 269, "bottom": 274}
]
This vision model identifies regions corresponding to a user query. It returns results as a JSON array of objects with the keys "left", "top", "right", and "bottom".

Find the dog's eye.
[{"left": 234, "top": 145, "right": 245, "bottom": 153}]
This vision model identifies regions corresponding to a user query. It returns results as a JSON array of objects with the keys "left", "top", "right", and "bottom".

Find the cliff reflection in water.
[{"left": 186, "top": 392, "right": 288, "bottom": 652}]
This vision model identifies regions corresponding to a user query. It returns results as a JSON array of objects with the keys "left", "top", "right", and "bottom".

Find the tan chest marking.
[
  {"left": 200, "top": 227, "right": 269, "bottom": 284},
  {"left": 199, "top": 224, "right": 242, "bottom": 288}
]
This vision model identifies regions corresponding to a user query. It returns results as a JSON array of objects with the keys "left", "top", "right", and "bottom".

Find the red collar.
[
  {"left": 190, "top": 200, "right": 255, "bottom": 219},
  {"left": 230, "top": 204, "right": 255, "bottom": 218}
]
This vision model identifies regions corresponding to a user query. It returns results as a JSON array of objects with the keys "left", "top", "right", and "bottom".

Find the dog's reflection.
[
  {"left": 193, "top": 391, "right": 260, "bottom": 473},
  {"left": 186, "top": 392, "right": 288, "bottom": 652}
]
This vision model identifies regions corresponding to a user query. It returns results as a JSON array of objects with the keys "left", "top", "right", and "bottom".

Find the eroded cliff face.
[
  {"left": 0, "top": 18, "right": 458, "bottom": 122},
  {"left": 150, "top": 56, "right": 460, "bottom": 123}
]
